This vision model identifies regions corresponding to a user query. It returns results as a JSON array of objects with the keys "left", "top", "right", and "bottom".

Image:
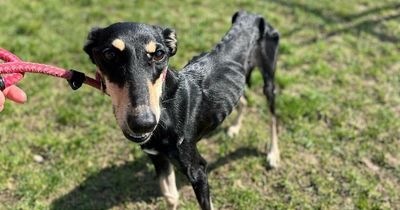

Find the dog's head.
[{"left": 84, "top": 22, "right": 177, "bottom": 143}]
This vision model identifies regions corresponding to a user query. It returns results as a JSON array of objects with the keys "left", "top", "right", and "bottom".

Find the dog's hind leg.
[
  {"left": 227, "top": 96, "right": 247, "bottom": 137},
  {"left": 149, "top": 154, "right": 179, "bottom": 210},
  {"left": 256, "top": 21, "right": 280, "bottom": 169},
  {"left": 267, "top": 112, "right": 280, "bottom": 169},
  {"left": 262, "top": 68, "right": 280, "bottom": 169}
]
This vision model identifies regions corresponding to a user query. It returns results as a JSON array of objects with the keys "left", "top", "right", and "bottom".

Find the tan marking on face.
[
  {"left": 145, "top": 41, "right": 156, "bottom": 53},
  {"left": 147, "top": 73, "right": 163, "bottom": 122},
  {"left": 104, "top": 78, "right": 130, "bottom": 129},
  {"left": 112, "top": 38, "right": 125, "bottom": 51}
]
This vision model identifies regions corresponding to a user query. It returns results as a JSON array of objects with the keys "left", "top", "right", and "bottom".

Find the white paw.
[
  {"left": 227, "top": 126, "right": 240, "bottom": 137},
  {"left": 167, "top": 203, "right": 178, "bottom": 210},
  {"left": 267, "top": 151, "right": 280, "bottom": 169},
  {"left": 165, "top": 194, "right": 179, "bottom": 210}
]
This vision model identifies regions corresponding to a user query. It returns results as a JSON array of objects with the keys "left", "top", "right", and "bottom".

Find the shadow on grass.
[
  {"left": 272, "top": 0, "right": 400, "bottom": 44},
  {"left": 302, "top": 13, "right": 400, "bottom": 45},
  {"left": 50, "top": 147, "right": 262, "bottom": 210}
]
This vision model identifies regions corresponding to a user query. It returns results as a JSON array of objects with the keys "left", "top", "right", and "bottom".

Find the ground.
[{"left": 0, "top": 0, "right": 399, "bottom": 209}]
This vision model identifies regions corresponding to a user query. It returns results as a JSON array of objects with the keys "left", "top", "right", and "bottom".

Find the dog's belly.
[
  {"left": 178, "top": 56, "right": 247, "bottom": 139},
  {"left": 197, "top": 67, "right": 246, "bottom": 135}
]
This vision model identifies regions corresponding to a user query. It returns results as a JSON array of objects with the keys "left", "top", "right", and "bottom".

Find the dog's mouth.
[{"left": 123, "top": 131, "right": 152, "bottom": 144}]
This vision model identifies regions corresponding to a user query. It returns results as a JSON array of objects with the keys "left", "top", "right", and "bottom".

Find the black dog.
[{"left": 84, "top": 10, "right": 279, "bottom": 210}]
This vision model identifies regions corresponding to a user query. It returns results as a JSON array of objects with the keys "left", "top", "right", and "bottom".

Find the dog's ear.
[
  {"left": 83, "top": 27, "right": 102, "bottom": 64},
  {"left": 232, "top": 11, "right": 240, "bottom": 24},
  {"left": 162, "top": 28, "right": 177, "bottom": 57}
]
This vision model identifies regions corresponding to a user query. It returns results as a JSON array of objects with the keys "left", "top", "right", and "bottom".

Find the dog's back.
[{"left": 171, "top": 11, "right": 279, "bottom": 140}]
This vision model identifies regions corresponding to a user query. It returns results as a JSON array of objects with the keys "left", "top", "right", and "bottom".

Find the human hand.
[{"left": 0, "top": 85, "right": 27, "bottom": 112}]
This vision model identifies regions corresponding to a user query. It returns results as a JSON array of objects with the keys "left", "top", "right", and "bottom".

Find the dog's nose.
[{"left": 127, "top": 111, "right": 157, "bottom": 134}]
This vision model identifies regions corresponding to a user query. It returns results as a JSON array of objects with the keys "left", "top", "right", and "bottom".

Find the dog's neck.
[{"left": 161, "top": 69, "right": 180, "bottom": 102}]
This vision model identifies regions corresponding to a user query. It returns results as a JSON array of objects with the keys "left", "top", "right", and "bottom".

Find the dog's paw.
[
  {"left": 167, "top": 203, "right": 179, "bottom": 210},
  {"left": 165, "top": 195, "right": 179, "bottom": 210},
  {"left": 227, "top": 125, "right": 240, "bottom": 137},
  {"left": 267, "top": 151, "right": 280, "bottom": 169}
]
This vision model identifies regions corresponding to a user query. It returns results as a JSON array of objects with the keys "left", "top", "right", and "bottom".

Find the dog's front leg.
[
  {"left": 177, "top": 141, "right": 213, "bottom": 210},
  {"left": 227, "top": 96, "right": 247, "bottom": 137},
  {"left": 148, "top": 154, "right": 179, "bottom": 210}
]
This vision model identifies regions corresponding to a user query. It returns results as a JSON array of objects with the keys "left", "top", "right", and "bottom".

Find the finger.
[
  {"left": 0, "top": 92, "right": 4, "bottom": 112},
  {"left": 3, "top": 85, "right": 27, "bottom": 104}
]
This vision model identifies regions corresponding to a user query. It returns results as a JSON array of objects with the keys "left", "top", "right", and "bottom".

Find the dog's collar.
[{"left": 162, "top": 65, "right": 168, "bottom": 81}]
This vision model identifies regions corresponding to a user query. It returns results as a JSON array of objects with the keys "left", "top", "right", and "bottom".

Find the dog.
[{"left": 83, "top": 10, "right": 280, "bottom": 210}]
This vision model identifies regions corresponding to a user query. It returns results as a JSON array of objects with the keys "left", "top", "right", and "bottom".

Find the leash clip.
[
  {"left": 0, "top": 76, "right": 5, "bottom": 91},
  {"left": 68, "top": 69, "right": 86, "bottom": 90}
]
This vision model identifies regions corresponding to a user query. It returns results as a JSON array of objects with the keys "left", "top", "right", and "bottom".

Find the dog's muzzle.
[{"left": 123, "top": 131, "right": 152, "bottom": 144}]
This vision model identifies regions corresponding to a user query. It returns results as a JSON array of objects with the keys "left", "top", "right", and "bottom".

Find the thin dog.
[{"left": 84, "top": 10, "right": 280, "bottom": 210}]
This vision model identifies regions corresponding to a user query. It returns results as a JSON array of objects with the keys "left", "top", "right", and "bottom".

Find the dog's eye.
[
  {"left": 103, "top": 49, "right": 116, "bottom": 61},
  {"left": 153, "top": 50, "right": 165, "bottom": 61}
]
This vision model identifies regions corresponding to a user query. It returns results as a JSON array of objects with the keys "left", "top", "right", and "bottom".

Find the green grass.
[{"left": 1, "top": 0, "right": 399, "bottom": 209}]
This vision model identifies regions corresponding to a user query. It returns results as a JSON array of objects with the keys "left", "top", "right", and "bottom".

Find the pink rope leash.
[{"left": 0, "top": 48, "right": 104, "bottom": 92}]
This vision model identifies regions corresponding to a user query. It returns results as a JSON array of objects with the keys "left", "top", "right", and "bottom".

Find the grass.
[{"left": 0, "top": 0, "right": 399, "bottom": 209}]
